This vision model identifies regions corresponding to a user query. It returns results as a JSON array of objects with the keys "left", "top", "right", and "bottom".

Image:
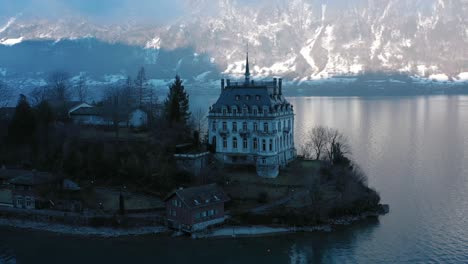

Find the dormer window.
[
  {"left": 233, "top": 108, "right": 237, "bottom": 115},
  {"left": 245, "top": 95, "right": 250, "bottom": 100},
  {"left": 236, "top": 95, "right": 240, "bottom": 101},
  {"left": 242, "top": 106, "right": 248, "bottom": 115},
  {"left": 256, "top": 95, "right": 260, "bottom": 101},
  {"left": 222, "top": 108, "right": 227, "bottom": 115}
]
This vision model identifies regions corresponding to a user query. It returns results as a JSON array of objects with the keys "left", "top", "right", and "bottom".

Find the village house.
[
  {"left": 68, "top": 103, "right": 107, "bottom": 126},
  {"left": 208, "top": 53, "right": 296, "bottom": 178},
  {"left": 8, "top": 170, "right": 62, "bottom": 209},
  {"left": 164, "top": 184, "right": 230, "bottom": 232}
]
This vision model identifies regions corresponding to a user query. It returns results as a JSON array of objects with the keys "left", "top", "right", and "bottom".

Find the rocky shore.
[{"left": 0, "top": 205, "right": 389, "bottom": 238}]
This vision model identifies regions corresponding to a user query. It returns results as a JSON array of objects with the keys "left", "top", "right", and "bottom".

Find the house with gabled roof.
[{"left": 164, "top": 184, "right": 230, "bottom": 232}]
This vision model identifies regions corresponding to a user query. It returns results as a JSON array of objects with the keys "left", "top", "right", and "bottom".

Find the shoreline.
[{"left": 0, "top": 204, "right": 389, "bottom": 238}]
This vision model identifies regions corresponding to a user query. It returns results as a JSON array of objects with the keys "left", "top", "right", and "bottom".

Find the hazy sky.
[
  {"left": 0, "top": 0, "right": 434, "bottom": 24},
  {"left": 0, "top": 0, "right": 187, "bottom": 23}
]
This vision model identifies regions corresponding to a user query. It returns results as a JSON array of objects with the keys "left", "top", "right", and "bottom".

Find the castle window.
[
  {"left": 262, "top": 139, "right": 266, "bottom": 151},
  {"left": 288, "top": 120, "right": 291, "bottom": 129},
  {"left": 243, "top": 122, "right": 248, "bottom": 131},
  {"left": 246, "top": 95, "right": 250, "bottom": 100},
  {"left": 264, "top": 123, "right": 269, "bottom": 132},
  {"left": 232, "top": 122, "right": 237, "bottom": 132},
  {"left": 253, "top": 138, "right": 258, "bottom": 150},
  {"left": 212, "top": 121, "right": 216, "bottom": 131},
  {"left": 222, "top": 108, "right": 227, "bottom": 115},
  {"left": 243, "top": 107, "right": 248, "bottom": 115},
  {"left": 222, "top": 122, "right": 227, "bottom": 131},
  {"left": 223, "top": 137, "right": 227, "bottom": 148},
  {"left": 269, "top": 139, "right": 273, "bottom": 151},
  {"left": 233, "top": 137, "right": 238, "bottom": 149},
  {"left": 263, "top": 106, "right": 269, "bottom": 115},
  {"left": 243, "top": 138, "right": 248, "bottom": 149},
  {"left": 253, "top": 122, "right": 258, "bottom": 132},
  {"left": 233, "top": 108, "right": 237, "bottom": 115},
  {"left": 253, "top": 108, "right": 258, "bottom": 115},
  {"left": 278, "top": 121, "right": 281, "bottom": 131},
  {"left": 256, "top": 95, "right": 260, "bottom": 101},
  {"left": 236, "top": 95, "right": 240, "bottom": 101}
]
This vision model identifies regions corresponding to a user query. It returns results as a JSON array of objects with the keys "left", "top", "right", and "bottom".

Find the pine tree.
[
  {"left": 8, "top": 94, "right": 36, "bottom": 145},
  {"left": 164, "top": 75, "right": 191, "bottom": 125}
]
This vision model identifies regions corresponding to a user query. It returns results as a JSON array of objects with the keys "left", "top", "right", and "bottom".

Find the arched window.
[
  {"left": 243, "top": 138, "right": 248, "bottom": 149},
  {"left": 242, "top": 122, "right": 248, "bottom": 131},
  {"left": 253, "top": 138, "right": 258, "bottom": 150},
  {"left": 232, "top": 122, "right": 237, "bottom": 132},
  {"left": 233, "top": 137, "right": 238, "bottom": 149}
]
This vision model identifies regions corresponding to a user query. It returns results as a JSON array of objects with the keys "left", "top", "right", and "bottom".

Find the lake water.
[{"left": 1, "top": 95, "right": 468, "bottom": 263}]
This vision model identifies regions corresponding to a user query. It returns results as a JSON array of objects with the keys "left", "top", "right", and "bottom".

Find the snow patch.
[
  {"left": 145, "top": 37, "right": 160, "bottom": 49},
  {"left": 194, "top": 71, "right": 212, "bottom": 81},
  {"left": 429, "top": 73, "right": 449, "bottom": 81},
  {"left": 457, "top": 72, "right": 468, "bottom": 81},
  {"left": 0, "top": 17, "right": 16, "bottom": 34},
  {"left": 0, "top": 37, "right": 23, "bottom": 46}
]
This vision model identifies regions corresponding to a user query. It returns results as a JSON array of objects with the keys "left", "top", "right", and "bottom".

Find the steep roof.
[
  {"left": 8, "top": 171, "right": 59, "bottom": 186},
  {"left": 165, "top": 184, "right": 230, "bottom": 209},
  {"left": 70, "top": 106, "right": 102, "bottom": 116},
  {"left": 210, "top": 82, "right": 291, "bottom": 113},
  {"left": 0, "top": 169, "right": 30, "bottom": 181}
]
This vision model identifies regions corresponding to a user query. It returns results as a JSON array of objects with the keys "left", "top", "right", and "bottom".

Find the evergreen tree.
[
  {"left": 8, "top": 94, "right": 36, "bottom": 145},
  {"left": 164, "top": 75, "right": 191, "bottom": 125}
]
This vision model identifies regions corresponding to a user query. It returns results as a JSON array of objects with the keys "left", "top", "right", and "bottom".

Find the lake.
[{"left": 1, "top": 95, "right": 468, "bottom": 263}]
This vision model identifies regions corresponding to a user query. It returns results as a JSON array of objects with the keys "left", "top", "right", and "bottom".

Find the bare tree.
[
  {"left": 191, "top": 107, "right": 207, "bottom": 135},
  {"left": 303, "top": 126, "right": 328, "bottom": 160},
  {"left": 325, "top": 128, "right": 351, "bottom": 164},
  {"left": 0, "top": 81, "right": 11, "bottom": 107},
  {"left": 134, "top": 67, "right": 149, "bottom": 107},
  {"left": 75, "top": 75, "right": 88, "bottom": 103},
  {"left": 29, "top": 86, "right": 50, "bottom": 106},
  {"left": 47, "top": 71, "right": 70, "bottom": 103},
  {"left": 103, "top": 85, "right": 131, "bottom": 137}
]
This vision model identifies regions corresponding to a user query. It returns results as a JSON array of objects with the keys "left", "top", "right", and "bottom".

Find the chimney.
[
  {"left": 279, "top": 78, "right": 283, "bottom": 95},
  {"left": 221, "top": 78, "right": 225, "bottom": 91},
  {"left": 273, "top": 78, "right": 278, "bottom": 95}
]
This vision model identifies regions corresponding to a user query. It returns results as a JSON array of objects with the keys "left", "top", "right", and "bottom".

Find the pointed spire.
[{"left": 245, "top": 44, "right": 250, "bottom": 83}]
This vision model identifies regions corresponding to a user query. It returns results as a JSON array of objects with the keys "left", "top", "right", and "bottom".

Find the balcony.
[
  {"left": 239, "top": 129, "right": 250, "bottom": 137},
  {"left": 254, "top": 130, "right": 279, "bottom": 136},
  {"left": 219, "top": 129, "right": 230, "bottom": 136}
]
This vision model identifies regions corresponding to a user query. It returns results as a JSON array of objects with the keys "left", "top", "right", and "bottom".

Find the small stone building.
[{"left": 164, "top": 184, "right": 230, "bottom": 232}]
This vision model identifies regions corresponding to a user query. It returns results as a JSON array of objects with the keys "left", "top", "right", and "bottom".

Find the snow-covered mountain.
[{"left": 1, "top": 0, "right": 468, "bottom": 83}]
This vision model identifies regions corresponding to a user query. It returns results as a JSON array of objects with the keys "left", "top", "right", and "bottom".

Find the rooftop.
[{"left": 165, "top": 184, "right": 230, "bottom": 209}]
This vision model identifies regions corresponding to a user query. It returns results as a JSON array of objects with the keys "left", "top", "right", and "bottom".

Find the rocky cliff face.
[{"left": 0, "top": 0, "right": 467, "bottom": 83}]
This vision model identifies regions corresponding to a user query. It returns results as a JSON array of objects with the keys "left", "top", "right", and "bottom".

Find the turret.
[
  {"left": 245, "top": 52, "right": 251, "bottom": 84},
  {"left": 279, "top": 78, "right": 283, "bottom": 95},
  {"left": 273, "top": 78, "right": 278, "bottom": 95}
]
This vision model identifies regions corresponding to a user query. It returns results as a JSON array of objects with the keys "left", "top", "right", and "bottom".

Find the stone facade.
[{"left": 208, "top": 54, "right": 296, "bottom": 177}]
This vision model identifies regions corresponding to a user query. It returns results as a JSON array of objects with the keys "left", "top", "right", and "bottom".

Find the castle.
[{"left": 208, "top": 53, "right": 296, "bottom": 178}]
